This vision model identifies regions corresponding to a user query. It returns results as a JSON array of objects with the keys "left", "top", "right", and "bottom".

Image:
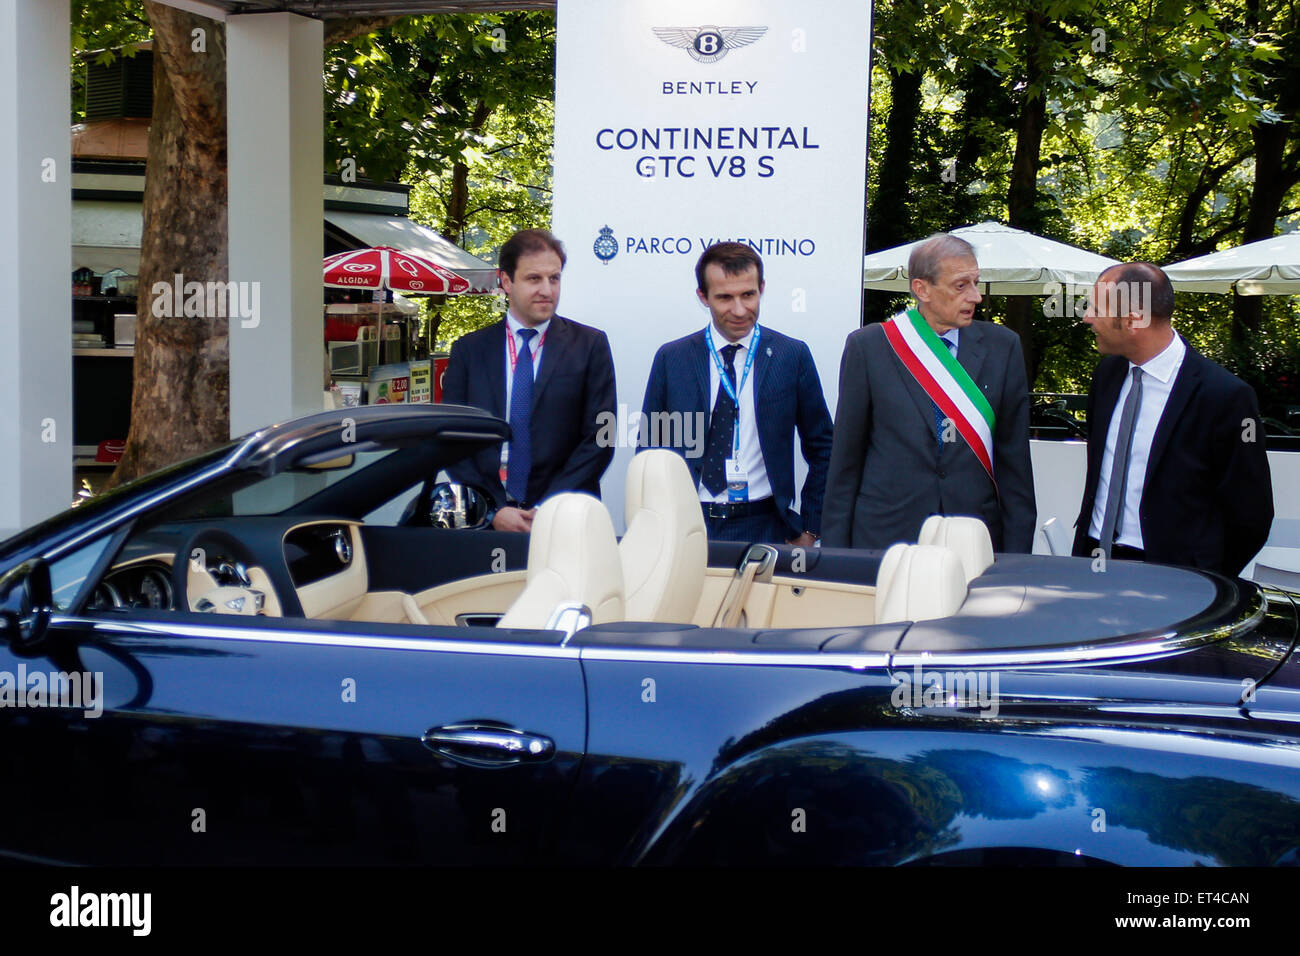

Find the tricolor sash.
[{"left": 883, "top": 308, "right": 997, "bottom": 484}]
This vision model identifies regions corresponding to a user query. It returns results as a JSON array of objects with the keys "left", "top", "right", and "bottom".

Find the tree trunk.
[
  {"left": 442, "top": 98, "right": 494, "bottom": 247},
  {"left": 1232, "top": 115, "right": 1298, "bottom": 342},
  {"left": 108, "top": 3, "right": 229, "bottom": 488},
  {"left": 948, "top": 61, "right": 1014, "bottom": 228},
  {"left": 1168, "top": 153, "right": 1248, "bottom": 261},
  {"left": 1231, "top": 0, "right": 1300, "bottom": 343},
  {"left": 863, "top": 66, "right": 922, "bottom": 325},
  {"left": 106, "top": 11, "right": 409, "bottom": 488},
  {"left": 1004, "top": 9, "right": 1050, "bottom": 387}
]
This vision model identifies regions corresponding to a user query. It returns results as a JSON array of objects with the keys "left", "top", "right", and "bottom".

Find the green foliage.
[
  {"left": 71, "top": 0, "right": 1298, "bottom": 410},
  {"left": 407, "top": 100, "right": 557, "bottom": 349},
  {"left": 323, "top": 12, "right": 554, "bottom": 188},
  {"left": 323, "top": 11, "right": 557, "bottom": 349},
  {"left": 868, "top": 0, "right": 1300, "bottom": 413},
  {"left": 70, "top": 0, "right": 151, "bottom": 122}
]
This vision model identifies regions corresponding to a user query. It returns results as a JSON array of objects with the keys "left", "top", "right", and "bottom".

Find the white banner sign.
[{"left": 553, "top": 0, "right": 872, "bottom": 526}]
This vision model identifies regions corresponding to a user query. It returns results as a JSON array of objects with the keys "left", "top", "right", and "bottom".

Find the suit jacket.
[
  {"left": 639, "top": 325, "right": 834, "bottom": 537},
  {"left": 441, "top": 314, "right": 616, "bottom": 507},
  {"left": 821, "top": 319, "right": 1036, "bottom": 552},
  {"left": 1071, "top": 339, "right": 1273, "bottom": 576}
]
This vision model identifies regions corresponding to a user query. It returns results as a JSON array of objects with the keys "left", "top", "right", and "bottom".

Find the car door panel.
[{"left": 0, "top": 614, "right": 585, "bottom": 865}]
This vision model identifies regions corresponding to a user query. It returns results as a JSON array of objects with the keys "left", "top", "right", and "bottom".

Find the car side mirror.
[
  {"left": 429, "top": 482, "right": 492, "bottom": 530},
  {"left": 0, "top": 559, "right": 54, "bottom": 650}
]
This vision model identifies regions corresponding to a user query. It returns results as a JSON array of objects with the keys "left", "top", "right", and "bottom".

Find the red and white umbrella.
[{"left": 323, "top": 246, "right": 472, "bottom": 295}]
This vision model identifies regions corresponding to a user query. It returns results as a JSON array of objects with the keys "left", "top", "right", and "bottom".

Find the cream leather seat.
[
  {"left": 620, "top": 450, "right": 707, "bottom": 623},
  {"left": 497, "top": 493, "right": 625, "bottom": 629},
  {"left": 875, "top": 543, "right": 967, "bottom": 624},
  {"left": 918, "top": 515, "right": 994, "bottom": 583}
]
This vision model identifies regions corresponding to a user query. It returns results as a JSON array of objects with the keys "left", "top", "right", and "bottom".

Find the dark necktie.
[
  {"left": 1098, "top": 366, "right": 1144, "bottom": 558},
  {"left": 933, "top": 336, "right": 956, "bottom": 449},
  {"left": 507, "top": 327, "right": 539, "bottom": 503},
  {"left": 701, "top": 343, "right": 742, "bottom": 496}
]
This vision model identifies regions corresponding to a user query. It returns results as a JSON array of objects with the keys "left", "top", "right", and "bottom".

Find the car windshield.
[
  {"left": 0, "top": 443, "right": 236, "bottom": 562},
  {"left": 162, "top": 449, "right": 403, "bottom": 519}
]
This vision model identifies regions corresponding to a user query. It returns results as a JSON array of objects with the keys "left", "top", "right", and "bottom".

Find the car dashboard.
[{"left": 89, "top": 558, "right": 176, "bottom": 612}]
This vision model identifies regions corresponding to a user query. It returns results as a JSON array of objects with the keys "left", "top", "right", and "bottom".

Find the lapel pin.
[{"left": 766, "top": 347, "right": 772, "bottom": 357}]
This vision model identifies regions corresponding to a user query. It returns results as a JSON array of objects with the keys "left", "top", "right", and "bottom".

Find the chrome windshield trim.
[
  {"left": 888, "top": 589, "right": 1267, "bottom": 669},
  {"left": 55, "top": 615, "right": 581, "bottom": 660}
]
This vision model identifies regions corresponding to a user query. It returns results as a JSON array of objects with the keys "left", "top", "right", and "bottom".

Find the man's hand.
[
  {"left": 491, "top": 507, "right": 536, "bottom": 533},
  {"left": 786, "top": 531, "right": 819, "bottom": 548}
]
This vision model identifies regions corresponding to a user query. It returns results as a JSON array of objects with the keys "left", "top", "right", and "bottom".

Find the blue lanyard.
[{"left": 706, "top": 325, "right": 759, "bottom": 455}]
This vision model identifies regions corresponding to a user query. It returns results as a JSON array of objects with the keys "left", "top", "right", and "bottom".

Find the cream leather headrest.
[
  {"left": 875, "top": 543, "right": 967, "bottom": 624},
  {"left": 918, "top": 515, "right": 994, "bottom": 582},
  {"left": 620, "top": 450, "right": 707, "bottom": 623},
  {"left": 498, "top": 493, "right": 625, "bottom": 629}
]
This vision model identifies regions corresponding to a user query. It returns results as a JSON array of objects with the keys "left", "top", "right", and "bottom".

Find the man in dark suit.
[
  {"left": 1071, "top": 261, "right": 1272, "bottom": 576},
  {"left": 639, "top": 242, "right": 834, "bottom": 544},
  {"left": 822, "top": 233, "right": 1036, "bottom": 552},
  {"left": 441, "top": 228, "right": 616, "bottom": 532}
]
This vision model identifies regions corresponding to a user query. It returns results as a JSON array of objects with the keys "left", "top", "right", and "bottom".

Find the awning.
[
  {"left": 1164, "top": 232, "right": 1300, "bottom": 294},
  {"left": 863, "top": 221, "right": 1119, "bottom": 295},
  {"left": 69, "top": 200, "right": 500, "bottom": 293},
  {"left": 72, "top": 199, "right": 142, "bottom": 274},
  {"left": 324, "top": 211, "right": 498, "bottom": 294}
]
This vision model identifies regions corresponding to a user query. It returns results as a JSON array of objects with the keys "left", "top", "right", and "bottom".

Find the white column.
[
  {"left": 0, "top": 0, "right": 72, "bottom": 537},
  {"left": 226, "top": 12, "right": 323, "bottom": 437}
]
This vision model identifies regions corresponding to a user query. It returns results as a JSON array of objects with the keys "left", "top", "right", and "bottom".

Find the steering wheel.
[{"left": 174, "top": 528, "right": 285, "bottom": 617}]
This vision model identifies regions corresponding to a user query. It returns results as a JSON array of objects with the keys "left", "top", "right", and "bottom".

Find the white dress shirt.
[
  {"left": 501, "top": 311, "right": 551, "bottom": 470},
  {"left": 1088, "top": 331, "right": 1187, "bottom": 549},
  {"left": 700, "top": 323, "right": 772, "bottom": 504}
]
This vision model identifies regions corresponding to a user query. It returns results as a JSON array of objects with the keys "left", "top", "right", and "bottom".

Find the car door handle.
[{"left": 421, "top": 722, "right": 555, "bottom": 769}]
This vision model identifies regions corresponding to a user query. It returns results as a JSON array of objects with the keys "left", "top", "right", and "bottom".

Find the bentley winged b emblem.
[{"left": 652, "top": 25, "right": 768, "bottom": 64}]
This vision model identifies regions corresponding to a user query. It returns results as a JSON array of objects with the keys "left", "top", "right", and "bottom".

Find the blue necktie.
[
  {"left": 934, "top": 336, "right": 956, "bottom": 449},
  {"left": 701, "top": 344, "right": 742, "bottom": 496},
  {"left": 507, "top": 327, "right": 539, "bottom": 503}
]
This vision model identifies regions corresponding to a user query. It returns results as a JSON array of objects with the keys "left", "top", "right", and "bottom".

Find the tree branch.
[{"left": 325, "top": 16, "right": 407, "bottom": 47}]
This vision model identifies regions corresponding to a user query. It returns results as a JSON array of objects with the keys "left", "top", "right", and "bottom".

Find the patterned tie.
[
  {"left": 507, "top": 327, "right": 539, "bottom": 504},
  {"left": 933, "top": 336, "right": 956, "bottom": 449},
  {"left": 1098, "top": 366, "right": 1144, "bottom": 558},
  {"left": 701, "top": 343, "right": 741, "bottom": 496}
]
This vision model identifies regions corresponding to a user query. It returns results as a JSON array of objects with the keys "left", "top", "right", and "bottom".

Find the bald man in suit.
[{"left": 1072, "top": 261, "right": 1272, "bottom": 575}]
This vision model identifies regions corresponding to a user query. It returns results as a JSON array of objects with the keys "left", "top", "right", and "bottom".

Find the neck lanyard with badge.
[
  {"left": 707, "top": 324, "right": 759, "bottom": 502},
  {"left": 500, "top": 324, "right": 549, "bottom": 488},
  {"left": 506, "top": 324, "right": 547, "bottom": 372}
]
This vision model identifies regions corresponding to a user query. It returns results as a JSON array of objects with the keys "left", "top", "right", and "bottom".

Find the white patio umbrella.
[
  {"left": 863, "top": 221, "right": 1120, "bottom": 295},
  {"left": 1164, "top": 232, "right": 1300, "bottom": 294}
]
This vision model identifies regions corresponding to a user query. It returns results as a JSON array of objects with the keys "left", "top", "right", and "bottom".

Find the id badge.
[{"left": 725, "top": 458, "right": 749, "bottom": 502}]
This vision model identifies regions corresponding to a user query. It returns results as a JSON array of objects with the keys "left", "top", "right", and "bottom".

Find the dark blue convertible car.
[{"left": 0, "top": 404, "right": 1296, "bottom": 865}]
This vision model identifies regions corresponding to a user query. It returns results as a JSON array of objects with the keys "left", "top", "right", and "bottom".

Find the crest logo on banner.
[
  {"left": 652, "top": 25, "right": 768, "bottom": 63},
  {"left": 593, "top": 225, "right": 619, "bottom": 264}
]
